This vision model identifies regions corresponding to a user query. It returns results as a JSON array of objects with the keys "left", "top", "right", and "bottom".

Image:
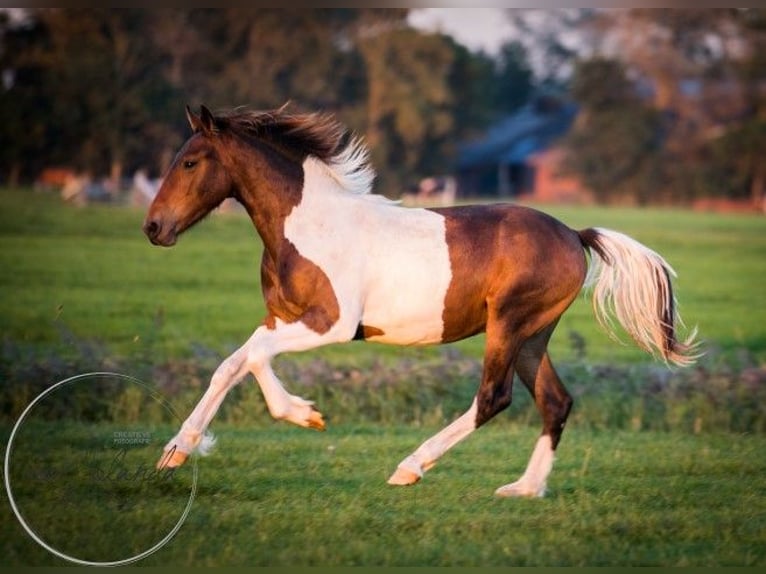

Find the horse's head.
[{"left": 143, "top": 105, "right": 235, "bottom": 246}]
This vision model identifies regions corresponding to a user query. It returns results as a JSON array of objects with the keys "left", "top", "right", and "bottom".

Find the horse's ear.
[
  {"left": 185, "top": 104, "right": 203, "bottom": 134},
  {"left": 199, "top": 105, "right": 216, "bottom": 134}
]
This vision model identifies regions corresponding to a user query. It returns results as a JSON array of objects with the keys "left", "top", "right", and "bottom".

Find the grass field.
[
  {"left": 3, "top": 423, "right": 765, "bottom": 566},
  {"left": 1, "top": 188, "right": 765, "bottom": 566}
]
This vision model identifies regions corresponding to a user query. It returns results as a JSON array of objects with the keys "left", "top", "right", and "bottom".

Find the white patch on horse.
[{"left": 284, "top": 155, "right": 453, "bottom": 345}]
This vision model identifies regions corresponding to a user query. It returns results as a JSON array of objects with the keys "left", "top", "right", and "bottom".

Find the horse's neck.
[
  {"left": 230, "top": 147, "right": 304, "bottom": 256},
  {"left": 232, "top": 146, "right": 389, "bottom": 259}
]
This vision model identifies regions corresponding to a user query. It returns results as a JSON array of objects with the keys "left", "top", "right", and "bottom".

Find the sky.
[
  {"left": 408, "top": 8, "right": 595, "bottom": 81},
  {"left": 408, "top": 8, "right": 516, "bottom": 56}
]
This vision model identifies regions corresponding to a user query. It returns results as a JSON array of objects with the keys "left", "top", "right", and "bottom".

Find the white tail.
[{"left": 579, "top": 228, "right": 699, "bottom": 367}]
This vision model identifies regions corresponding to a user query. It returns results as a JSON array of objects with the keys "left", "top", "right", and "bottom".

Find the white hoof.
[
  {"left": 387, "top": 466, "right": 422, "bottom": 486},
  {"left": 156, "top": 446, "right": 189, "bottom": 470},
  {"left": 494, "top": 480, "right": 546, "bottom": 498}
]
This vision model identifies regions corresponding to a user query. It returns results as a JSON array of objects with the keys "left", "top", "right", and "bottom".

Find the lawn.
[
  {"left": 2, "top": 423, "right": 764, "bottom": 566},
  {"left": 1, "top": 188, "right": 765, "bottom": 566}
]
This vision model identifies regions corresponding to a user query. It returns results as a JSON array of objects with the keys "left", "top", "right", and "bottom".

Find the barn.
[{"left": 456, "top": 96, "right": 588, "bottom": 202}]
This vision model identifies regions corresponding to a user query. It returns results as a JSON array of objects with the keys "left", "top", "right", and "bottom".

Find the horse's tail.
[{"left": 578, "top": 228, "right": 699, "bottom": 367}]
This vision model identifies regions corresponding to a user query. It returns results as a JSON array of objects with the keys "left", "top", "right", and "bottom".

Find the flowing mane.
[{"left": 216, "top": 106, "right": 376, "bottom": 195}]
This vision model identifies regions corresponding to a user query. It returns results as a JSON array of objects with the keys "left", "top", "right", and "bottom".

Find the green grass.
[
  {"left": 1, "top": 188, "right": 764, "bottom": 365},
  {"left": 1, "top": 189, "right": 765, "bottom": 566},
  {"left": 2, "top": 422, "right": 764, "bottom": 566}
]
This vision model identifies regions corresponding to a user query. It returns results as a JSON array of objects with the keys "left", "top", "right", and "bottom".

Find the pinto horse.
[{"left": 143, "top": 105, "right": 697, "bottom": 497}]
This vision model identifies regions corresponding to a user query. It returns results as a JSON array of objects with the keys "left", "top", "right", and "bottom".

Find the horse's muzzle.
[{"left": 142, "top": 218, "right": 177, "bottom": 246}]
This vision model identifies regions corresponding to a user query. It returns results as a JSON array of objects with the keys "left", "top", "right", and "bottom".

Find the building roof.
[{"left": 457, "top": 99, "right": 578, "bottom": 170}]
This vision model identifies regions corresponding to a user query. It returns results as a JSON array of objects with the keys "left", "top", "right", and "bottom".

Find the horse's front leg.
[
  {"left": 157, "top": 317, "right": 350, "bottom": 469},
  {"left": 156, "top": 339, "right": 253, "bottom": 469},
  {"left": 248, "top": 350, "right": 326, "bottom": 431}
]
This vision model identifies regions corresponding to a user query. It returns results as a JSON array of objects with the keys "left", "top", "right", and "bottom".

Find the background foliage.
[{"left": 2, "top": 8, "right": 765, "bottom": 204}]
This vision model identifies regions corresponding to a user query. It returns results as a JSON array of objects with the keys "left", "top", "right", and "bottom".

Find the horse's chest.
[
  {"left": 260, "top": 244, "right": 341, "bottom": 334},
  {"left": 284, "top": 201, "right": 453, "bottom": 345}
]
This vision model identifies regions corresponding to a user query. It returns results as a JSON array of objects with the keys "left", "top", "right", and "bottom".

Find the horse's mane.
[{"left": 215, "top": 105, "right": 376, "bottom": 196}]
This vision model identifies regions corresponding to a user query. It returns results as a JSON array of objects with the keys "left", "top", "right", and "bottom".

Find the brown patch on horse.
[
  {"left": 260, "top": 238, "right": 340, "bottom": 335},
  {"left": 435, "top": 205, "right": 587, "bottom": 344},
  {"left": 352, "top": 324, "right": 386, "bottom": 341},
  {"left": 432, "top": 205, "right": 501, "bottom": 342}
]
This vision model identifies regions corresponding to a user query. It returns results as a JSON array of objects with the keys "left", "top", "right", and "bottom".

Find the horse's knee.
[{"left": 245, "top": 346, "right": 270, "bottom": 375}]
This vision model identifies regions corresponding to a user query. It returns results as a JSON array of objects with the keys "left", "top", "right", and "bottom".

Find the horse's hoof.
[
  {"left": 494, "top": 481, "right": 545, "bottom": 498},
  {"left": 307, "top": 408, "right": 326, "bottom": 431},
  {"left": 387, "top": 466, "right": 421, "bottom": 486},
  {"left": 156, "top": 447, "right": 188, "bottom": 470}
]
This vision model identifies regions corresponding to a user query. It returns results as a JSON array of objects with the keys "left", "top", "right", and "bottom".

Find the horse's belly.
[{"left": 361, "top": 310, "right": 445, "bottom": 345}]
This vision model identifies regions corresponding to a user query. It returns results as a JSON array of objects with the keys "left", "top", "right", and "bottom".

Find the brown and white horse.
[{"left": 143, "top": 105, "right": 698, "bottom": 497}]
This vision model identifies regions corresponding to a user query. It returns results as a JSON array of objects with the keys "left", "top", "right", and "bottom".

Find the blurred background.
[{"left": 2, "top": 7, "right": 765, "bottom": 211}]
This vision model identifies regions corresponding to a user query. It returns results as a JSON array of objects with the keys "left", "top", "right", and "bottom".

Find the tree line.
[
  {"left": 561, "top": 9, "right": 766, "bottom": 207},
  {"left": 1, "top": 8, "right": 764, "bottom": 205},
  {"left": 0, "top": 8, "right": 531, "bottom": 195}
]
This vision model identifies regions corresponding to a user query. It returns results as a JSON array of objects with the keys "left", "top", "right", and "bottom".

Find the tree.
[
  {"left": 696, "top": 9, "right": 766, "bottom": 207},
  {"left": 589, "top": 9, "right": 766, "bottom": 205},
  {"left": 562, "top": 57, "right": 663, "bottom": 204},
  {"left": 14, "top": 9, "right": 180, "bottom": 183},
  {"left": 600, "top": 9, "right": 743, "bottom": 111},
  {"left": 503, "top": 9, "right": 599, "bottom": 86},
  {"left": 358, "top": 27, "right": 459, "bottom": 191},
  {"left": 0, "top": 8, "right": 530, "bottom": 195},
  {"left": 0, "top": 12, "right": 52, "bottom": 185},
  {"left": 559, "top": 10, "right": 766, "bottom": 205},
  {"left": 491, "top": 41, "right": 534, "bottom": 114}
]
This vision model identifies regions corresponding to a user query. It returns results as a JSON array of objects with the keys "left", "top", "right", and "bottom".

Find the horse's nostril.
[{"left": 143, "top": 219, "right": 160, "bottom": 239}]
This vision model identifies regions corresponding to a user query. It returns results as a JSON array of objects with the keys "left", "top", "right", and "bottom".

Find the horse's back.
[{"left": 357, "top": 202, "right": 587, "bottom": 346}]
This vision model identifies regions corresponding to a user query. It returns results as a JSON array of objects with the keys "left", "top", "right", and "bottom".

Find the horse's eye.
[{"left": 183, "top": 160, "right": 197, "bottom": 170}]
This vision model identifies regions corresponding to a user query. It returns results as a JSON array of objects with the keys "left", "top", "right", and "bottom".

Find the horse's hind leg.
[
  {"left": 388, "top": 314, "right": 519, "bottom": 485},
  {"left": 495, "top": 323, "right": 573, "bottom": 497},
  {"left": 387, "top": 398, "right": 480, "bottom": 485}
]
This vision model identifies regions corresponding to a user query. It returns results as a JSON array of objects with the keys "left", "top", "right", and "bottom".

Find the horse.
[{"left": 143, "top": 104, "right": 698, "bottom": 497}]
